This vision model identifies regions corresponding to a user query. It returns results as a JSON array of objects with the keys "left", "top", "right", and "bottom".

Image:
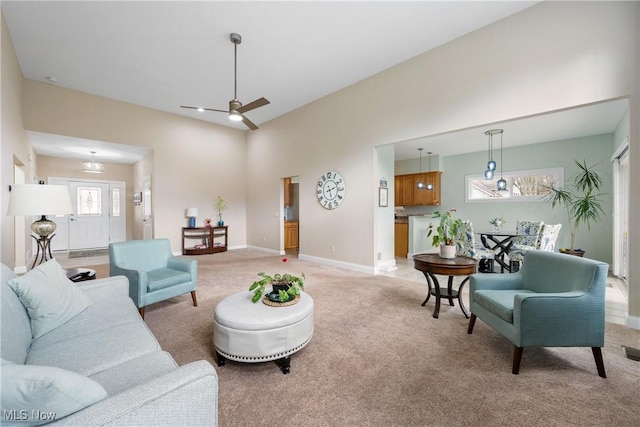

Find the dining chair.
[
  {"left": 509, "top": 222, "right": 560, "bottom": 272},
  {"left": 456, "top": 221, "right": 496, "bottom": 272}
]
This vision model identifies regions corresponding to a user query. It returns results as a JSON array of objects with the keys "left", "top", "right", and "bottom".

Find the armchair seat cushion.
[
  {"left": 147, "top": 268, "right": 192, "bottom": 292},
  {"left": 474, "top": 289, "right": 536, "bottom": 323}
]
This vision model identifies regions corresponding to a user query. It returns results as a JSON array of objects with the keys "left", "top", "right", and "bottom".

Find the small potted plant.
[
  {"left": 489, "top": 216, "right": 506, "bottom": 232},
  {"left": 249, "top": 258, "right": 305, "bottom": 303},
  {"left": 542, "top": 159, "right": 605, "bottom": 256},
  {"left": 427, "top": 209, "right": 464, "bottom": 259},
  {"left": 216, "top": 196, "right": 227, "bottom": 226}
]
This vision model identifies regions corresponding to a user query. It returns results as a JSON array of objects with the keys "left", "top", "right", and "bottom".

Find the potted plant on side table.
[
  {"left": 427, "top": 209, "right": 463, "bottom": 259},
  {"left": 542, "top": 159, "right": 606, "bottom": 257}
]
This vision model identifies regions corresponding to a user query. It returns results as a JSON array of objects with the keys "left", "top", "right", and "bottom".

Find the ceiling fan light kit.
[{"left": 180, "top": 33, "right": 270, "bottom": 130}]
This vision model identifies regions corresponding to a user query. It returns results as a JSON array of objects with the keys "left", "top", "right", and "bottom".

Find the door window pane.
[
  {"left": 77, "top": 186, "right": 102, "bottom": 215},
  {"left": 112, "top": 188, "right": 121, "bottom": 217}
]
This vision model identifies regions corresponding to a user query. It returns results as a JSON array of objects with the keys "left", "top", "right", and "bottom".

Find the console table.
[{"left": 182, "top": 226, "right": 228, "bottom": 255}]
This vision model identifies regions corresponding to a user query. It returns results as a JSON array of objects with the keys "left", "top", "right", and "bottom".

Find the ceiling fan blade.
[
  {"left": 236, "top": 97, "right": 270, "bottom": 114},
  {"left": 241, "top": 115, "right": 259, "bottom": 130},
  {"left": 180, "top": 105, "right": 228, "bottom": 113}
]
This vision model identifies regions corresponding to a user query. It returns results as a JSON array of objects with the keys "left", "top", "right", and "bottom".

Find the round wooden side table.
[{"left": 413, "top": 254, "right": 477, "bottom": 318}]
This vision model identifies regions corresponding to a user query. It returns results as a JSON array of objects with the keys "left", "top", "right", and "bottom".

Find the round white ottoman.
[{"left": 213, "top": 290, "right": 314, "bottom": 374}]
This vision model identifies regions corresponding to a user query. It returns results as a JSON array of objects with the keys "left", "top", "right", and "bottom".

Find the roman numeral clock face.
[{"left": 317, "top": 170, "right": 346, "bottom": 209}]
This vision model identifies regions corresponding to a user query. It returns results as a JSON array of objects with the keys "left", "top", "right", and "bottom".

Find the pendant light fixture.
[
  {"left": 82, "top": 151, "right": 104, "bottom": 174},
  {"left": 416, "top": 148, "right": 425, "bottom": 189},
  {"left": 496, "top": 129, "right": 507, "bottom": 191},
  {"left": 484, "top": 130, "right": 497, "bottom": 180},
  {"left": 426, "top": 151, "right": 434, "bottom": 190}
]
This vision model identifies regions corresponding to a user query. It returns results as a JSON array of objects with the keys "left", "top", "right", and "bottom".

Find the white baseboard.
[
  {"left": 245, "top": 245, "right": 283, "bottom": 256},
  {"left": 626, "top": 315, "right": 640, "bottom": 330},
  {"left": 298, "top": 253, "right": 375, "bottom": 274}
]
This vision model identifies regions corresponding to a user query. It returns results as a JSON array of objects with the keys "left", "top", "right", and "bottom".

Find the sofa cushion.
[
  {"left": 1, "top": 264, "right": 32, "bottom": 364},
  {"left": 146, "top": 268, "right": 191, "bottom": 292},
  {"left": 7, "top": 259, "right": 92, "bottom": 339},
  {"left": 0, "top": 358, "right": 107, "bottom": 426},
  {"left": 473, "top": 289, "right": 536, "bottom": 323}
]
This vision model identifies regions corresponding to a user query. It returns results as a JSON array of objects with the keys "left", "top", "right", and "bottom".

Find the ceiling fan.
[{"left": 181, "top": 33, "right": 270, "bottom": 130}]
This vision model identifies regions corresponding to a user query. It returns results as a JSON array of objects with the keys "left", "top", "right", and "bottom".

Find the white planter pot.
[{"left": 439, "top": 244, "right": 456, "bottom": 259}]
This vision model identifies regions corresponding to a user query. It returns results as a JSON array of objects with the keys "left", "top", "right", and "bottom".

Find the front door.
[{"left": 69, "top": 181, "right": 110, "bottom": 250}]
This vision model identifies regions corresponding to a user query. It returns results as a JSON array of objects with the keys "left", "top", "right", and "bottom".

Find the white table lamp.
[
  {"left": 7, "top": 184, "right": 73, "bottom": 268},
  {"left": 186, "top": 207, "right": 198, "bottom": 228}
]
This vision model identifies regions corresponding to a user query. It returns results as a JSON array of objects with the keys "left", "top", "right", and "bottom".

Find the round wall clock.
[{"left": 316, "top": 170, "right": 346, "bottom": 210}]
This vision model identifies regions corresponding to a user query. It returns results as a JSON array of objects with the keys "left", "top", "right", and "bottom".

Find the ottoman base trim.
[{"left": 214, "top": 333, "right": 312, "bottom": 363}]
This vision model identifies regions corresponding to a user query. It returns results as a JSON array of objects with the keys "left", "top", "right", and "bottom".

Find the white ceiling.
[{"left": 3, "top": 1, "right": 627, "bottom": 164}]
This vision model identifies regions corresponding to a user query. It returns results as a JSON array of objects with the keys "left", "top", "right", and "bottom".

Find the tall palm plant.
[{"left": 542, "top": 160, "right": 605, "bottom": 252}]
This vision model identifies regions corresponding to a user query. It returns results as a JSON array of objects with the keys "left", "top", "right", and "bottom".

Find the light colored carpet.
[{"left": 86, "top": 249, "right": 640, "bottom": 426}]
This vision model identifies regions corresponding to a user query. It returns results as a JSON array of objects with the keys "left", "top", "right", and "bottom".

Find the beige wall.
[
  {"left": 37, "top": 155, "right": 136, "bottom": 241},
  {"left": 246, "top": 2, "right": 640, "bottom": 323},
  {"left": 21, "top": 81, "right": 248, "bottom": 254},
  {"left": 1, "top": 14, "right": 37, "bottom": 267}
]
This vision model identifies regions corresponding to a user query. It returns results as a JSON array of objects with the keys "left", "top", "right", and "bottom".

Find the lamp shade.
[
  {"left": 186, "top": 207, "right": 198, "bottom": 218},
  {"left": 7, "top": 184, "right": 73, "bottom": 216}
]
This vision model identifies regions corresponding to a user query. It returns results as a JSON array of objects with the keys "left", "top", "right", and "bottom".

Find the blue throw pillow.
[
  {"left": 1, "top": 358, "right": 108, "bottom": 426},
  {"left": 7, "top": 259, "right": 92, "bottom": 339}
]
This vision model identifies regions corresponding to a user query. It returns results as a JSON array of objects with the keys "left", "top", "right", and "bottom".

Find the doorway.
[
  {"left": 284, "top": 176, "right": 300, "bottom": 255},
  {"left": 612, "top": 141, "right": 629, "bottom": 283}
]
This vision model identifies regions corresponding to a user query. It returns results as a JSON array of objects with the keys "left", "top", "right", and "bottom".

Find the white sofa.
[{"left": 1, "top": 261, "right": 218, "bottom": 426}]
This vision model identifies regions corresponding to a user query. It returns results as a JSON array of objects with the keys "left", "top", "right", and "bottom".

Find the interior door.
[{"left": 69, "top": 181, "right": 110, "bottom": 250}]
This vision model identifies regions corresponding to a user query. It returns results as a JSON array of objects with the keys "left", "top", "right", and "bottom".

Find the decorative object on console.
[
  {"left": 542, "top": 159, "right": 605, "bottom": 256},
  {"left": 204, "top": 218, "right": 212, "bottom": 227},
  {"left": 81, "top": 151, "right": 104, "bottom": 173},
  {"left": 186, "top": 207, "right": 198, "bottom": 228},
  {"left": 249, "top": 259, "right": 305, "bottom": 304},
  {"left": 489, "top": 216, "right": 506, "bottom": 232},
  {"left": 7, "top": 184, "right": 73, "bottom": 268},
  {"left": 427, "top": 209, "right": 463, "bottom": 259},
  {"left": 216, "top": 196, "right": 227, "bottom": 226}
]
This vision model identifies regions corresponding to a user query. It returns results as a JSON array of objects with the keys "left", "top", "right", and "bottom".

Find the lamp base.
[
  {"left": 31, "top": 234, "right": 55, "bottom": 269},
  {"left": 189, "top": 217, "right": 196, "bottom": 228},
  {"left": 31, "top": 215, "right": 56, "bottom": 237}
]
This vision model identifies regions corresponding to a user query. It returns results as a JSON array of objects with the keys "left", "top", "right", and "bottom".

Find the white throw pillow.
[
  {"left": 7, "top": 259, "right": 92, "bottom": 339},
  {"left": 1, "top": 358, "right": 108, "bottom": 426}
]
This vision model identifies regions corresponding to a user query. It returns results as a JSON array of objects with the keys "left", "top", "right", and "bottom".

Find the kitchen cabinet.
[
  {"left": 394, "top": 171, "right": 441, "bottom": 206},
  {"left": 284, "top": 221, "right": 299, "bottom": 250},
  {"left": 284, "top": 177, "right": 292, "bottom": 207},
  {"left": 394, "top": 222, "right": 409, "bottom": 257}
]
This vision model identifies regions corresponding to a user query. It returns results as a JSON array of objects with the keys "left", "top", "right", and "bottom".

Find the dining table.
[{"left": 476, "top": 230, "right": 523, "bottom": 273}]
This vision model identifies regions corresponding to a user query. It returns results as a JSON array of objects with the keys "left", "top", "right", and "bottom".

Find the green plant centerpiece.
[
  {"left": 215, "top": 196, "right": 227, "bottom": 226},
  {"left": 427, "top": 209, "right": 464, "bottom": 258},
  {"left": 249, "top": 259, "right": 305, "bottom": 303},
  {"left": 542, "top": 159, "right": 605, "bottom": 255}
]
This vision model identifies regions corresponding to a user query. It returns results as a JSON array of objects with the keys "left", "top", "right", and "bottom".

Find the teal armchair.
[
  {"left": 467, "top": 250, "right": 608, "bottom": 377},
  {"left": 109, "top": 239, "right": 198, "bottom": 319}
]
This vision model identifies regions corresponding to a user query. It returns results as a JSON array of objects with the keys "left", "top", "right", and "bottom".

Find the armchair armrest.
[
  {"left": 167, "top": 257, "right": 197, "bottom": 286},
  {"left": 470, "top": 272, "right": 524, "bottom": 293},
  {"left": 167, "top": 256, "right": 196, "bottom": 273},
  {"left": 109, "top": 264, "right": 148, "bottom": 307},
  {"left": 51, "top": 360, "right": 218, "bottom": 426},
  {"left": 513, "top": 292, "right": 605, "bottom": 347}
]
